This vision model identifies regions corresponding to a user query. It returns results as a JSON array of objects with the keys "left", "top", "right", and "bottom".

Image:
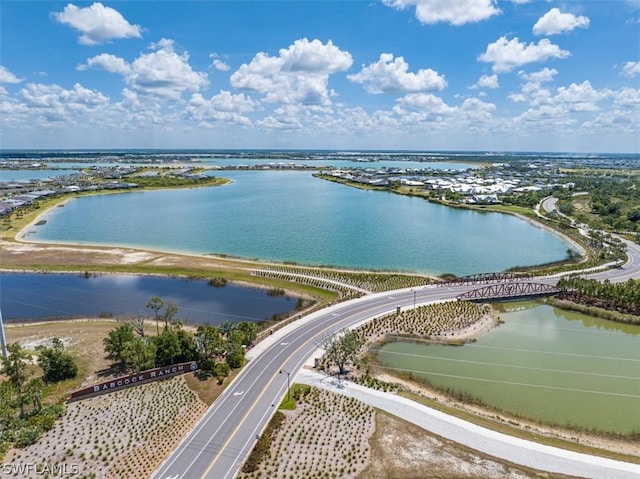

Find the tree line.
[{"left": 556, "top": 276, "right": 640, "bottom": 316}]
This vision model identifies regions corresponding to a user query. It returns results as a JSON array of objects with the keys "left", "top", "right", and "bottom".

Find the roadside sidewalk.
[{"left": 295, "top": 368, "right": 640, "bottom": 479}]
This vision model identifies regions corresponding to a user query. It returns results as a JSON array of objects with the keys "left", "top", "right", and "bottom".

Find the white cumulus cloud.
[
  {"left": 621, "top": 61, "right": 640, "bottom": 78},
  {"left": 16, "top": 82, "right": 110, "bottom": 125},
  {"left": 78, "top": 53, "right": 131, "bottom": 75},
  {"left": 471, "top": 74, "right": 499, "bottom": 89},
  {"left": 78, "top": 39, "right": 208, "bottom": 100},
  {"left": 508, "top": 68, "right": 558, "bottom": 105},
  {"left": 520, "top": 67, "right": 558, "bottom": 83},
  {"left": 230, "top": 38, "right": 352, "bottom": 105},
  {"left": 382, "top": 0, "right": 500, "bottom": 25},
  {"left": 533, "top": 8, "right": 590, "bottom": 36},
  {"left": 52, "top": 2, "right": 142, "bottom": 45},
  {"left": 554, "top": 81, "right": 611, "bottom": 112},
  {"left": 348, "top": 53, "right": 446, "bottom": 94},
  {"left": 187, "top": 91, "right": 255, "bottom": 126},
  {"left": 479, "top": 36, "right": 570, "bottom": 73},
  {"left": 210, "top": 54, "right": 231, "bottom": 72},
  {"left": 0, "top": 66, "right": 22, "bottom": 84},
  {"left": 212, "top": 59, "right": 230, "bottom": 72},
  {"left": 614, "top": 87, "right": 640, "bottom": 108},
  {"left": 279, "top": 38, "right": 352, "bottom": 73}
]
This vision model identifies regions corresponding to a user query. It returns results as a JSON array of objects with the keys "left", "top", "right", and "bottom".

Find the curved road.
[{"left": 153, "top": 243, "right": 640, "bottom": 479}]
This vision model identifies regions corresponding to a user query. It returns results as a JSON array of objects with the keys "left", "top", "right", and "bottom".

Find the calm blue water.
[
  {"left": 24, "top": 171, "right": 572, "bottom": 276},
  {"left": 0, "top": 273, "right": 296, "bottom": 324}
]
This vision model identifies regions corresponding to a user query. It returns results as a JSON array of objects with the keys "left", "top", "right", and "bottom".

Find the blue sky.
[{"left": 1, "top": 1, "right": 639, "bottom": 152}]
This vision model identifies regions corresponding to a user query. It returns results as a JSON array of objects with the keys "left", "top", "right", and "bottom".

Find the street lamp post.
[{"left": 280, "top": 369, "right": 291, "bottom": 401}]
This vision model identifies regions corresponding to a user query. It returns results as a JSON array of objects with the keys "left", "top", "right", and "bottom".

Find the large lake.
[
  {"left": 23, "top": 171, "right": 572, "bottom": 276},
  {"left": 376, "top": 301, "right": 640, "bottom": 434}
]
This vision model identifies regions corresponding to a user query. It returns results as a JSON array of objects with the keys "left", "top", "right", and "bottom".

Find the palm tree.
[{"left": 146, "top": 296, "right": 165, "bottom": 335}]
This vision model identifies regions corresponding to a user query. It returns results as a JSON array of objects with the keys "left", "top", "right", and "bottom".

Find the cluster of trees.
[
  {"left": 0, "top": 339, "right": 74, "bottom": 454},
  {"left": 559, "top": 176, "right": 640, "bottom": 233},
  {"left": 557, "top": 277, "right": 640, "bottom": 316},
  {"left": 103, "top": 298, "right": 259, "bottom": 384},
  {"left": 502, "top": 190, "right": 543, "bottom": 208}
]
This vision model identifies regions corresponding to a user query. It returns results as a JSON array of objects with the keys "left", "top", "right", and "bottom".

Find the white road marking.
[{"left": 233, "top": 391, "right": 245, "bottom": 397}]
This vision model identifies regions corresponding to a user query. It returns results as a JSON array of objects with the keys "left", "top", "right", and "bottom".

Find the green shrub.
[{"left": 15, "top": 426, "right": 42, "bottom": 448}]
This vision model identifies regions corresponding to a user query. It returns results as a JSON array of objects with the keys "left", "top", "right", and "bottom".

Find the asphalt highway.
[{"left": 153, "top": 241, "right": 640, "bottom": 479}]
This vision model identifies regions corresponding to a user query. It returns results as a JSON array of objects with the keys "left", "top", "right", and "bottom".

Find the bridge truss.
[
  {"left": 457, "top": 282, "right": 559, "bottom": 301},
  {"left": 439, "top": 272, "right": 532, "bottom": 287}
]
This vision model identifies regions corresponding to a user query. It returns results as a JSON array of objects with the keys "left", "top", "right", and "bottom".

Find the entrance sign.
[{"left": 67, "top": 361, "right": 199, "bottom": 402}]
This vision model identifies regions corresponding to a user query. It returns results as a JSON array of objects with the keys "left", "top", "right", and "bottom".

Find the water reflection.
[{"left": 0, "top": 273, "right": 297, "bottom": 325}]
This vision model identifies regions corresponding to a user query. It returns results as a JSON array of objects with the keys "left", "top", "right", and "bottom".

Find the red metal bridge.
[
  {"left": 439, "top": 272, "right": 532, "bottom": 287},
  {"left": 457, "top": 282, "right": 559, "bottom": 301}
]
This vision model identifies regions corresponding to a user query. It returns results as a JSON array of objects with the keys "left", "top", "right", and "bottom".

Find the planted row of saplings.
[
  {"left": 253, "top": 266, "right": 432, "bottom": 292},
  {"left": 355, "top": 300, "right": 493, "bottom": 344},
  {"left": 238, "top": 386, "right": 374, "bottom": 479},
  {"left": 10, "top": 377, "right": 202, "bottom": 479}
]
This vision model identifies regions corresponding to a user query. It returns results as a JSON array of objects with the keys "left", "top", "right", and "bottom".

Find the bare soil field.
[
  {"left": 361, "top": 411, "right": 577, "bottom": 479},
  {"left": 5, "top": 319, "right": 119, "bottom": 401}
]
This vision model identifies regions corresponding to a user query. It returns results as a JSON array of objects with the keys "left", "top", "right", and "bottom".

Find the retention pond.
[{"left": 376, "top": 301, "right": 640, "bottom": 434}]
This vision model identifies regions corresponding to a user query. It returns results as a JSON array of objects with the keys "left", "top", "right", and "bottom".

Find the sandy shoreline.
[
  {"left": 8, "top": 187, "right": 592, "bottom": 279},
  {"left": 512, "top": 211, "right": 587, "bottom": 258}
]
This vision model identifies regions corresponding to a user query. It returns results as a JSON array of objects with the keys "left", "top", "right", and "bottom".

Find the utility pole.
[{"left": 0, "top": 307, "right": 7, "bottom": 358}]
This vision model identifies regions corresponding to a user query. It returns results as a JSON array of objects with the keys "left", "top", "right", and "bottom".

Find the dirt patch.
[
  {"left": 361, "top": 411, "right": 574, "bottom": 479},
  {"left": 5, "top": 320, "right": 118, "bottom": 401},
  {"left": 238, "top": 385, "right": 569, "bottom": 479}
]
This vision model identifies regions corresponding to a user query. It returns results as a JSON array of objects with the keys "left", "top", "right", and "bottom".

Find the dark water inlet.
[{"left": 0, "top": 273, "right": 298, "bottom": 325}]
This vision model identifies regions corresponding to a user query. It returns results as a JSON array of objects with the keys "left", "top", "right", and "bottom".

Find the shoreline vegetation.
[{"left": 2, "top": 169, "right": 639, "bottom": 471}]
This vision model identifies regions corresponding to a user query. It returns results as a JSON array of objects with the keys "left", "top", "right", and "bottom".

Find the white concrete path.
[{"left": 296, "top": 369, "right": 640, "bottom": 479}]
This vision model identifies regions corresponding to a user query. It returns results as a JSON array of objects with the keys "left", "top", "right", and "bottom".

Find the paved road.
[
  {"left": 541, "top": 196, "right": 559, "bottom": 214},
  {"left": 153, "top": 243, "right": 640, "bottom": 479}
]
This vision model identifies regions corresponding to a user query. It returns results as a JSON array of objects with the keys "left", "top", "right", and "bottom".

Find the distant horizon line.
[{"left": 1, "top": 148, "right": 638, "bottom": 157}]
